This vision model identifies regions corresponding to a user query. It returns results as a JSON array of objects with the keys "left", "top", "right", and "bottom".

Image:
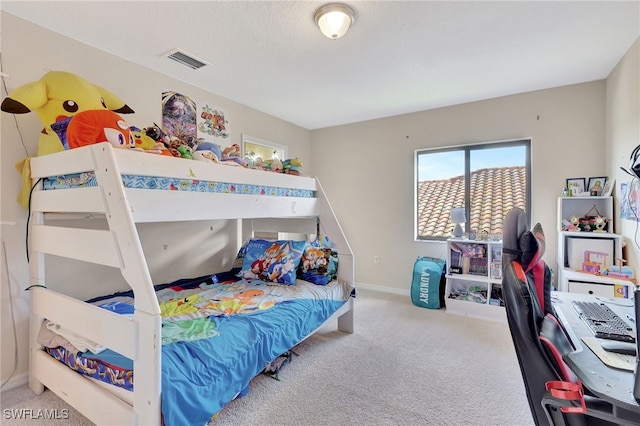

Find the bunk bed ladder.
[{"left": 28, "top": 144, "right": 162, "bottom": 425}]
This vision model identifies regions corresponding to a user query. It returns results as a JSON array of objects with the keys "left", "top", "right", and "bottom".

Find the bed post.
[
  {"left": 337, "top": 299, "right": 354, "bottom": 333},
  {"left": 28, "top": 178, "right": 45, "bottom": 395}
]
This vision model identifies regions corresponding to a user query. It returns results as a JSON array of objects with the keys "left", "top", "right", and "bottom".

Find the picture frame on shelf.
[
  {"left": 566, "top": 178, "right": 586, "bottom": 196},
  {"left": 602, "top": 179, "right": 615, "bottom": 197},
  {"left": 587, "top": 176, "right": 607, "bottom": 196}
]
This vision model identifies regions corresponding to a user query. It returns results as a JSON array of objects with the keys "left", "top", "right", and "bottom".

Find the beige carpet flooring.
[{"left": 1, "top": 288, "right": 533, "bottom": 426}]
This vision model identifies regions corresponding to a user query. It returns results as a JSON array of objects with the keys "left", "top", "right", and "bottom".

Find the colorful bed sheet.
[
  {"left": 43, "top": 172, "right": 315, "bottom": 198},
  {"left": 42, "top": 271, "right": 351, "bottom": 425}
]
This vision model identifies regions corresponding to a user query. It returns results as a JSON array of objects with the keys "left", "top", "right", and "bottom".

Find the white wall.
[
  {"left": 0, "top": 13, "right": 311, "bottom": 388},
  {"left": 606, "top": 39, "right": 640, "bottom": 271},
  {"left": 311, "top": 81, "right": 608, "bottom": 291}
]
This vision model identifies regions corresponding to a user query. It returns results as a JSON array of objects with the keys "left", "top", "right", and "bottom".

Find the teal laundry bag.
[{"left": 410, "top": 256, "right": 446, "bottom": 309}]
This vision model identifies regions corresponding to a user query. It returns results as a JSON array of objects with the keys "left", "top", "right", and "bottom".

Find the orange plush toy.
[{"left": 67, "top": 110, "right": 134, "bottom": 149}]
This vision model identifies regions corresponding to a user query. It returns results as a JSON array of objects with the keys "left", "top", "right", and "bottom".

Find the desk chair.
[{"left": 502, "top": 208, "right": 629, "bottom": 426}]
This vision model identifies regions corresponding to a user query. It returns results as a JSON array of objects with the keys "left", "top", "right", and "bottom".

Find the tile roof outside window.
[{"left": 417, "top": 166, "right": 526, "bottom": 239}]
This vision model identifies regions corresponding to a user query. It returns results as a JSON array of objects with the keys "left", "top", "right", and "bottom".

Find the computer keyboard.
[{"left": 571, "top": 300, "right": 636, "bottom": 344}]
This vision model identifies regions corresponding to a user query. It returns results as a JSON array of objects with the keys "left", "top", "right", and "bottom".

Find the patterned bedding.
[
  {"left": 43, "top": 172, "right": 315, "bottom": 198},
  {"left": 42, "top": 270, "right": 351, "bottom": 425}
]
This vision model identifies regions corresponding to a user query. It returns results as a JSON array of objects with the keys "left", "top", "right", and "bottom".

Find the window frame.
[{"left": 414, "top": 138, "right": 532, "bottom": 241}]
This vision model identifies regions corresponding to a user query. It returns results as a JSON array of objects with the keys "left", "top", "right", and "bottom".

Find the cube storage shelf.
[
  {"left": 445, "top": 238, "right": 505, "bottom": 322},
  {"left": 557, "top": 196, "right": 614, "bottom": 232},
  {"left": 556, "top": 196, "right": 635, "bottom": 299}
]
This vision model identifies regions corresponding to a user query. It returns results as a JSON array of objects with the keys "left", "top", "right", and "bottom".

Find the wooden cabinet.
[{"left": 445, "top": 238, "right": 505, "bottom": 322}]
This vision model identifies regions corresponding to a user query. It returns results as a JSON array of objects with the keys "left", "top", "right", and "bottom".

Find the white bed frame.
[{"left": 27, "top": 142, "right": 354, "bottom": 425}]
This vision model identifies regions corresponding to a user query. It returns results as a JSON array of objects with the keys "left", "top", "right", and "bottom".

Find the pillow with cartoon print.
[
  {"left": 297, "top": 244, "right": 339, "bottom": 285},
  {"left": 232, "top": 240, "right": 249, "bottom": 271},
  {"left": 238, "top": 239, "right": 306, "bottom": 285}
]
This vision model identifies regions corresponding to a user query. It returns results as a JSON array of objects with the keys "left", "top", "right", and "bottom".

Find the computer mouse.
[{"left": 601, "top": 340, "right": 637, "bottom": 356}]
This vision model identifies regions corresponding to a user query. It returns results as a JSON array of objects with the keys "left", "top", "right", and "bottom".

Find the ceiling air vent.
[{"left": 164, "top": 49, "right": 207, "bottom": 70}]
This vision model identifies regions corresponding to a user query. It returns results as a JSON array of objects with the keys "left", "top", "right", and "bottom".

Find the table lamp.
[{"left": 451, "top": 207, "right": 466, "bottom": 238}]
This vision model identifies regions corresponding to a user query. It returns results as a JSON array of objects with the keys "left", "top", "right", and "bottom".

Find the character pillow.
[
  {"left": 297, "top": 244, "right": 339, "bottom": 285},
  {"left": 238, "top": 239, "right": 306, "bottom": 285}
]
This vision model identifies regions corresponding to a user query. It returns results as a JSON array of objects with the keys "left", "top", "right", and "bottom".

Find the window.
[
  {"left": 241, "top": 134, "right": 288, "bottom": 162},
  {"left": 415, "top": 139, "right": 531, "bottom": 241}
]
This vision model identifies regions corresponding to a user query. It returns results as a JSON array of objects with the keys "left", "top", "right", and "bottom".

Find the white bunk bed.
[{"left": 27, "top": 142, "right": 355, "bottom": 425}]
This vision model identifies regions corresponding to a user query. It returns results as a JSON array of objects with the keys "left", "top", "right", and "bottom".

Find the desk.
[{"left": 551, "top": 291, "right": 640, "bottom": 422}]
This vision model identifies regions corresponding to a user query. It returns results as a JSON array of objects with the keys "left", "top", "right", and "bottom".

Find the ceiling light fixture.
[{"left": 314, "top": 3, "right": 356, "bottom": 40}]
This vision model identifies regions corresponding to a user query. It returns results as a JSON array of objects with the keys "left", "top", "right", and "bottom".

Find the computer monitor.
[{"left": 634, "top": 285, "right": 640, "bottom": 402}]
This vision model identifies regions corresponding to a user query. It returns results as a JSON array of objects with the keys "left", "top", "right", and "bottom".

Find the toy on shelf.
[
  {"left": 593, "top": 215, "right": 607, "bottom": 233},
  {"left": 578, "top": 205, "right": 608, "bottom": 232},
  {"left": 565, "top": 215, "right": 581, "bottom": 232},
  {"left": 581, "top": 251, "right": 608, "bottom": 274},
  {"left": 605, "top": 258, "right": 635, "bottom": 281}
]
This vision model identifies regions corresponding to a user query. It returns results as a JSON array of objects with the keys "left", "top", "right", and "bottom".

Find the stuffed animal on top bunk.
[
  {"left": 192, "top": 141, "right": 222, "bottom": 163},
  {"left": 1, "top": 70, "right": 135, "bottom": 155},
  {"left": 1, "top": 70, "right": 135, "bottom": 209},
  {"left": 65, "top": 109, "right": 134, "bottom": 150},
  {"left": 221, "top": 143, "right": 249, "bottom": 167},
  {"left": 142, "top": 123, "right": 169, "bottom": 147},
  {"left": 164, "top": 134, "right": 209, "bottom": 160},
  {"left": 269, "top": 158, "right": 284, "bottom": 173},
  {"left": 129, "top": 126, "right": 172, "bottom": 156},
  {"left": 252, "top": 157, "right": 268, "bottom": 170},
  {"left": 283, "top": 158, "right": 303, "bottom": 175}
]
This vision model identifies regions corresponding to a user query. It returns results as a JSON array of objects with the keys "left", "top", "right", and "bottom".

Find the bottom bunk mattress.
[{"left": 39, "top": 271, "right": 353, "bottom": 425}]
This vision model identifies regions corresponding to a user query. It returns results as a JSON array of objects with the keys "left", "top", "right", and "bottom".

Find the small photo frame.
[
  {"left": 587, "top": 177, "right": 607, "bottom": 196},
  {"left": 566, "top": 178, "right": 586, "bottom": 196},
  {"left": 602, "top": 179, "right": 615, "bottom": 197}
]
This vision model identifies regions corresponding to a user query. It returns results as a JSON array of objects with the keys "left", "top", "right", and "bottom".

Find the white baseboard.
[
  {"left": 356, "top": 282, "right": 410, "bottom": 296},
  {"left": 1, "top": 371, "right": 28, "bottom": 391}
]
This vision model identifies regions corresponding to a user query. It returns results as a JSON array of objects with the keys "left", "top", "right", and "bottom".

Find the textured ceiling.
[{"left": 2, "top": 1, "right": 639, "bottom": 130}]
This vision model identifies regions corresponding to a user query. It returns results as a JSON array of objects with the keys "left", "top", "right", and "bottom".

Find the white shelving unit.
[
  {"left": 445, "top": 238, "right": 505, "bottom": 322},
  {"left": 556, "top": 196, "right": 635, "bottom": 298},
  {"left": 557, "top": 196, "right": 614, "bottom": 232}
]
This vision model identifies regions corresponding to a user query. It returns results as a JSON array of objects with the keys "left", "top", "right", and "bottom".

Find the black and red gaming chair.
[{"left": 502, "top": 208, "right": 630, "bottom": 426}]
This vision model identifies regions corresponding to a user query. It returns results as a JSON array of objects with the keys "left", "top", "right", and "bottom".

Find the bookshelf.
[{"left": 445, "top": 238, "right": 505, "bottom": 322}]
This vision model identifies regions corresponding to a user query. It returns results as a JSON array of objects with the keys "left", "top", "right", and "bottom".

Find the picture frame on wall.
[
  {"left": 566, "top": 178, "right": 586, "bottom": 196},
  {"left": 602, "top": 179, "right": 615, "bottom": 197},
  {"left": 587, "top": 176, "right": 607, "bottom": 196}
]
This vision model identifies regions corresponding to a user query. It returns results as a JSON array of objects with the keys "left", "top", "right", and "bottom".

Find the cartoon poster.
[
  {"left": 161, "top": 91, "right": 197, "bottom": 144},
  {"left": 620, "top": 180, "right": 640, "bottom": 221},
  {"left": 197, "top": 102, "right": 230, "bottom": 143}
]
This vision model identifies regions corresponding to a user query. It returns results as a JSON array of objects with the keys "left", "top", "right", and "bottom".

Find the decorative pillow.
[
  {"left": 238, "top": 239, "right": 306, "bottom": 285},
  {"left": 297, "top": 244, "right": 339, "bottom": 285},
  {"left": 232, "top": 241, "right": 249, "bottom": 270}
]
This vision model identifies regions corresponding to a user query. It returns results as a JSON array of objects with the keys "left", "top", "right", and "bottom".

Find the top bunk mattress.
[{"left": 29, "top": 143, "right": 321, "bottom": 222}]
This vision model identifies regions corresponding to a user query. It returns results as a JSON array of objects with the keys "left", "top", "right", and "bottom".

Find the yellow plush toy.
[
  {"left": 1, "top": 71, "right": 134, "bottom": 209},
  {"left": 2, "top": 70, "right": 134, "bottom": 155}
]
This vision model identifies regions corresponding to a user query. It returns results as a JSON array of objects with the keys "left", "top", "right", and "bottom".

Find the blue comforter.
[{"left": 83, "top": 271, "right": 350, "bottom": 425}]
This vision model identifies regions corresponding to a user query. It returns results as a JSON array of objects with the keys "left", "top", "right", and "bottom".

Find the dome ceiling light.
[{"left": 314, "top": 3, "right": 356, "bottom": 40}]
